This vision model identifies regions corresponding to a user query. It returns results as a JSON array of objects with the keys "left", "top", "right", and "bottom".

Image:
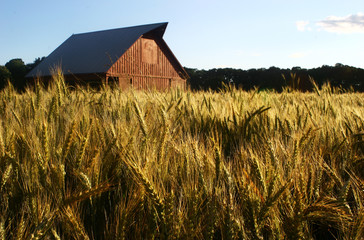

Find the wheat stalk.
[
  {"left": 76, "top": 135, "right": 89, "bottom": 169},
  {"left": 0, "top": 129, "right": 4, "bottom": 157},
  {"left": 51, "top": 228, "right": 61, "bottom": 240},
  {"left": 29, "top": 211, "right": 56, "bottom": 240},
  {"left": 63, "top": 182, "right": 112, "bottom": 205},
  {"left": 0, "top": 217, "right": 4, "bottom": 240},
  {"left": 157, "top": 107, "right": 168, "bottom": 162},
  {"left": 41, "top": 122, "right": 50, "bottom": 165},
  {"left": 61, "top": 206, "right": 90, "bottom": 240},
  {"left": 0, "top": 164, "right": 12, "bottom": 192},
  {"left": 63, "top": 121, "right": 77, "bottom": 159},
  {"left": 133, "top": 100, "right": 148, "bottom": 140},
  {"left": 15, "top": 215, "right": 25, "bottom": 240}
]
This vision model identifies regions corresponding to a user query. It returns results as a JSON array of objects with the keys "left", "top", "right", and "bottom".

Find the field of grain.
[{"left": 0, "top": 73, "right": 363, "bottom": 239}]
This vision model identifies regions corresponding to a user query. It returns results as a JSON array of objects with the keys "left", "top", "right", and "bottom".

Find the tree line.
[
  {"left": 185, "top": 64, "right": 364, "bottom": 92},
  {"left": 1, "top": 57, "right": 363, "bottom": 92},
  {"left": 0, "top": 57, "right": 45, "bottom": 91}
]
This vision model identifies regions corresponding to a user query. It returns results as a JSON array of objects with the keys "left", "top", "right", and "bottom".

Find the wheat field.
[{"left": 0, "top": 73, "right": 363, "bottom": 239}]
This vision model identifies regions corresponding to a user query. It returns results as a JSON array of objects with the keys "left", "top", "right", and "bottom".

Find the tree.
[
  {"left": 185, "top": 64, "right": 364, "bottom": 92},
  {"left": 5, "top": 58, "right": 28, "bottom": 90},
  {"left": 0, "top": 66, "right": 11, "bottom": 89},
  {"left": 26, "top": 57, "right": 45, "bottom": 72}
]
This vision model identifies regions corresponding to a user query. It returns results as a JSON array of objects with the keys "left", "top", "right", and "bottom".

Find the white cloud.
[
  {"left": 296, "top": 21, "right": 310, "bottom": 31},
  {"left": 317, "top": 13, "right": 364, "bottom": 34}
]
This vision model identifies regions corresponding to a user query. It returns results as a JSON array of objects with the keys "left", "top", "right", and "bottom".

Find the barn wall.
[{"left": 106, "top": 37, "right": 186, "bottom": 90}]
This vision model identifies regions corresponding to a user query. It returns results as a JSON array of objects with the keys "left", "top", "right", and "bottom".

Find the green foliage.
[
  {"left": 0, "top": 72, "right": 363, "bottom": 239},
  {"left": 0, "top": 66, "right": 11, "bottom": 89},
  {"left": 1, "top": 57, "right": 45, "bottom": 91},
  {"left": 5, "top": 58, "right": 28, "bottom": 90},
  {"left": 186, "top": 64, "right": 364, "bottom": 92}
]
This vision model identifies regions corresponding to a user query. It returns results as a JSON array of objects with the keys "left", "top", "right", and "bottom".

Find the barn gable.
[
  {"left": 26, "top": 22, "right": 188, "bottom": 89},
  {"left": 107, "top": 36, "right": 187, "bottom": 90}
]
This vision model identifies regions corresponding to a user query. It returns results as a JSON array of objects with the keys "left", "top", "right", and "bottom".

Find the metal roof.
[{"left": 26, "top": 22, "right": 169, "bottom": 77}]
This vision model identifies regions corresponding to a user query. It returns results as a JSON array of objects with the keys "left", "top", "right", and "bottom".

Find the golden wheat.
[{"left": 0, "top": 72, "right": 362, "bottom": 239}]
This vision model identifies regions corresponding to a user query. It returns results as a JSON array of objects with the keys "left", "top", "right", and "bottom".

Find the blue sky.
[{"left": 1, "top": 0, "right": 364, "bottom": 70}]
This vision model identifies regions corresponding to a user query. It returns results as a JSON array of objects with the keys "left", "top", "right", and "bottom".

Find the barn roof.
[{"left": 26, "top": 22, "right": 171, "bottom": 78}]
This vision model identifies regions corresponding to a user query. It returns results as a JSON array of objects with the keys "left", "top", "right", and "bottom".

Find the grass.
[{"left": 0, "top": 73, "right": 363, "bottom": 239}]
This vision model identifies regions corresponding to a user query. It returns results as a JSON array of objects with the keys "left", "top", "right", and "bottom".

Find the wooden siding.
[{"left": 106, "top": 37, "right": 186, "bottom": 90}]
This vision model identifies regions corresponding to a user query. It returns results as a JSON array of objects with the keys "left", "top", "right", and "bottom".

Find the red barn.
[{"left": 26, "top": 22, "right": 188, "bottom": 90}]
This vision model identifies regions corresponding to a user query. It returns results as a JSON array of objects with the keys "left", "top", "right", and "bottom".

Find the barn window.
[
  {"left": 169, "top": 79, "right": 172, "bottom": 87},
  {"left": 130, "top": 78, "right": 133, "bottom": 85},
  {"left": 142, "top": 38, "right": 157, "bottom": 64}
]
